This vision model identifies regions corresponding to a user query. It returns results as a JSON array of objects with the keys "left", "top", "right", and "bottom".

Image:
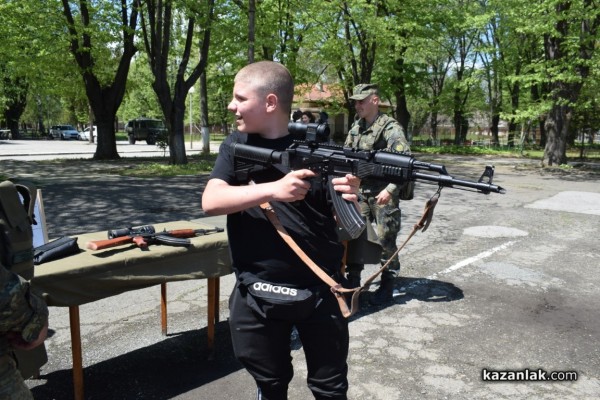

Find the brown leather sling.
[{"left": 259, "top": 189, "right": 441, "bottom": 318}]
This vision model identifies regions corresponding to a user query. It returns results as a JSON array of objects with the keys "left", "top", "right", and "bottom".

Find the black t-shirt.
[{"left": 209, "top": 131, "right": 344, "bottom": 287}]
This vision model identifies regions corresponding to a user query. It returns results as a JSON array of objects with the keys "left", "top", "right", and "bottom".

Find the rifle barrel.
[{"left": 414, "top": 172, "right": 506, "bottom": 194}]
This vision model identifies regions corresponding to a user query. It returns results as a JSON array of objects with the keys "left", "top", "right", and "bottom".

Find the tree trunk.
[
  {"left": 429, "top": 109, "right": 438, "bottom": 144},
  {"left": 542, "top": 105, "right": 569, "bottom": 166},
  {"left": 95, "top": 117, "right": 117, "bottom": 158},
  {"left": 394, "top": 92, "right": 410, "bottom": 140},
  {"left": 200, "top": 71, "right": 210, "bottom": 154},
  {"left": 508, "top": 119, "right": 518, "bottom": 148},
  {"left": 4, "top": 103, "right": 25, "bottom": 139},
  {"left": 138, "top": 0, "right": 213, "bottom": 164},
  {"left": 392, "top": 78, "right": 410, "bottom": 138},
  {"left": 248, "top": 0, "right": 256, "bottom": 63},
  {"left": 391, "top": 54, "right": 410, "bottom": 136},
  {"left": 88, "top": 105, "right": 95, "bottom": 143},
  {"left": 538, "top": 116, "right": 547, "bottom": 147},
  {"left": 453, "top": 109, "right": 468, "bottom": 145},
  {"left": 539, "top": 0, "right": 599, "bottom": 165},
  {"left": 168, "top": 99, "right": 188, "bottom": 165},
  {"left": 61, "top": 0, "right": 138, "bottom": 160},
  {"left": 88, "top": 82, "right": 126, "bottom": 160},
  {"left": 2, "top": 76, "right": 28, "bottom": 139},
  {"left": 452, "top": 81, "right": 468, "bottom": 145},
  {"left": 505, "top": 82, "right": 521, "bottom": 147},
  {"left": 490, "top": 113, "right": 500, "bottom": 145}
]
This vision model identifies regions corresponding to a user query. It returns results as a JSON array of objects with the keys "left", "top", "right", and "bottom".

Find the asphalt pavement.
[
  {"left": 0, "top": 138, "right": 215, "bottom": 161},
  {"left": 1, "top": 138, "right": 600, "bottom": 399}
]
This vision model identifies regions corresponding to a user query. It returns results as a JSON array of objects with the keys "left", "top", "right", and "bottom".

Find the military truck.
[{"left": 125, "top": 118, "right": 168, "bottom": 145}]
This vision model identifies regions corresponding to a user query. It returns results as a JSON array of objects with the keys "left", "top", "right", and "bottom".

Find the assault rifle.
[
  {"left": 232, "top": 122, "right": 506, "bottom": 239},
  {"left": 86, "top": 225, "right": 224, "bottom": 251}
]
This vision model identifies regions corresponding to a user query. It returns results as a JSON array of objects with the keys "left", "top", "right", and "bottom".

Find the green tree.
[
  {"left": 539, "top": 0, "right": 600, "bottom": 165},
  {"left": 0, "top": 1, "right": 71, "bottom": 137},
  {"left": 118, "top": 56, "right": 163, "bottom": 122},
  {"left": 136, "top": 0, "right": 214, "bottom": 165},
  {"left": 60, "top": 0, "right": 138, "bottom": 159}
]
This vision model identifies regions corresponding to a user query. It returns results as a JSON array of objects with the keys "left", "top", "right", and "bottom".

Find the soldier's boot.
[
  {"left": 369, "top": 277, "right": 394, "bottom": 305},
  {"left": 346, "top": 271, "right": 362, "bottom": 289}
]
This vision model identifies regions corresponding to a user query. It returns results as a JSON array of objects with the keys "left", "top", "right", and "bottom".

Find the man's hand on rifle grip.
[{"left": 331, "top": 174, "right": 361, "bottom": 207}]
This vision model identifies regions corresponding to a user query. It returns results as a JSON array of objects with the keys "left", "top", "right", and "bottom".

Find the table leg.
[
  {"left": 215, "top": 277, "right": 220, "bottom": 323},
  {"left": 161, "top": 283, "right": 167, "bottom": 335},
  {"left": 206, "top": 277, "right": 220, "bottom": 350},
  {"left": 69, "top": 306, "right": 84, "bottom": 400}
]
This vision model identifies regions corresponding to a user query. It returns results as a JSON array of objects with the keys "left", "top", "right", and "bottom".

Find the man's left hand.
[
  {"left": 375, "top": 189, "right": 392, "bottom": 205},
  {"left": 331, "top": 174, "right": 361, "bottom": 201}
]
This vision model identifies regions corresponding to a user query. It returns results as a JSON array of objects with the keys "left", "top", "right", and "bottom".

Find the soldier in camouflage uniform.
[
  {"left": 1, "top": 262, "right": 48, "bottom": 400},
  {"left": 344, "top": 83, "right": 411, "bottom": 305}
]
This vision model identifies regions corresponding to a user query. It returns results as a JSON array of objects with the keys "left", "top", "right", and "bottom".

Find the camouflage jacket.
[
  {"left": 0, "top": 263, "right": 48, "bottom": 357},
  {"left": 344, "top": 113, "right": 410, "bottom": 195}
]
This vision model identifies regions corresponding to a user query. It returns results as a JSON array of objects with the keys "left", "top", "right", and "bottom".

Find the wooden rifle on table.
[{"left": 86, "top": 225, "right": 224, "bottom": 251}]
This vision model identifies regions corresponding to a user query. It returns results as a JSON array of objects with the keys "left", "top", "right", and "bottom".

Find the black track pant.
[{"left": 229, "top": 284, "right": 349, "bottom": 400}]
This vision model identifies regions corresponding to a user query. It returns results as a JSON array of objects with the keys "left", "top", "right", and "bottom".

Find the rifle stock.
[
  {"left": 231, "top": 140, "right": 506, "bottom": 239},
  {"left": 87, "top": 236, "right": 137, "bottom": 251}
]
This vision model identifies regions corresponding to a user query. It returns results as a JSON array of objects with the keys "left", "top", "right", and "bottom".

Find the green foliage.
[
  {"left": 412, "top": 144, "right": 515, "bottom": 157},
  {"left": 2, "top": 0, "right": 599, "bottom": 165},
  {"left": 118, "top": 57, "right": 162, "bottom": 122}
]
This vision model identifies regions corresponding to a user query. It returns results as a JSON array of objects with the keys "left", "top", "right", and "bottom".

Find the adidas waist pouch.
[{"left": 244, "top": 279, "right": 320, "bottom": 321}]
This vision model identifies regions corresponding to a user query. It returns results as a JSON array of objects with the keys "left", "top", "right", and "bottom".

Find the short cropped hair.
[{"left": 235, "top": 61, "right": 294, "bottom": 114}]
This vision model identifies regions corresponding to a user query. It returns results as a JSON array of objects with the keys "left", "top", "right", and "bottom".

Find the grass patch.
[
  {"left": 113, "top": 153, "right": 218, "bottom": 177},
  {"left": 412, "top": 144, "right": 600, "bottom": 161},
  {"left": 412, "top": 145, "right": 515, "bottom": 157},
  {"left": 16, "top": 153, "right": 219, "bottom": 177}
]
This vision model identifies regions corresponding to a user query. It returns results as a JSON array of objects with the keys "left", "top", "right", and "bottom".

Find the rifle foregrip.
[
  {"left": 327, "top": 180, "right": 365, "bottom": 240},
  {"left": 165, "top": 229, "right": 197, "bottom": 238}
]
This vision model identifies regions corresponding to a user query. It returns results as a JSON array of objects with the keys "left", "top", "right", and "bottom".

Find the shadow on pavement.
[
  {"left": 31, "top": 321, "right": 243, "bottom": 400},
  {"left": 351, "top": 277, "right": 465, "bottom": 320},
  {"left": 290, "top": 278, "right": 464, "bottom": 351}
]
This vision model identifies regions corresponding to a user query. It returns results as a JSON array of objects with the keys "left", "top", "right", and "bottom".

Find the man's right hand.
[
  {"left": 6, "top": 322, "right": 48, "bottom": 350},
  {"left": 272, "top": 169, "right": 316, "bottom": 202}
]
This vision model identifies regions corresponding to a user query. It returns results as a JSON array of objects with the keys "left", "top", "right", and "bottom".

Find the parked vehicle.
[
  {"left": 125, "top": 118, "right": 167, "bottom": 145},
  {"left": 78, "top": 126, "right": 97, "bottom": 141},
  {"left": 49, "top": 125, "right": 79, "bottom": 140}
]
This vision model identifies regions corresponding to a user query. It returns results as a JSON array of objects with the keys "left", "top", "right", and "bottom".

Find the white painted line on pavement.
[
  {"left": 429, "top": 240, "right": 518, "bottom": 279},
  {"left": 394, "top": 240, "right": 519, "bottom": 296}
]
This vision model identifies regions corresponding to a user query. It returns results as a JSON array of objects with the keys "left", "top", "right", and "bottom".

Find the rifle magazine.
[{"left": 328, "top": 180, "right": 365, "bottom": 240}]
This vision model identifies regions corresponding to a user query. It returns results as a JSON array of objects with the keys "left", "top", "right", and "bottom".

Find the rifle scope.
[{"left": 288, "top": 122, "right": 330, "bottom": 143}]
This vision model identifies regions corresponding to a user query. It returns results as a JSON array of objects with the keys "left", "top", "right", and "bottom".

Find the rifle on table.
[
  {"left": 232, "top": 122, "right": 506, "bottom": 240},
  {"left": 86, "top": 225, "right": 224, "bottom": 251}
]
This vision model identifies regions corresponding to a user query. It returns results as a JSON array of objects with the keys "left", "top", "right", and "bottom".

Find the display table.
[{"left": 31, "top": 220, "right": 231, "bottom": 400}]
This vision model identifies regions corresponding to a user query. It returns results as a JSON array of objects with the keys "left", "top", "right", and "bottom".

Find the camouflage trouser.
[
  {"left": 346, "top": 192, "right": 401, "bottom": 280},
  {"left": 0, "top": 355, "right": 34, "bottom": 400}
]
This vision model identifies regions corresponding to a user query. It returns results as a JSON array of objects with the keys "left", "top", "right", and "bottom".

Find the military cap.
[{"left": 349, "top": 83, "right": 379, "bottom": 100}]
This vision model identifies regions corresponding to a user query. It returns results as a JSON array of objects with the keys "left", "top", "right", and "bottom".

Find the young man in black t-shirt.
[{"left": 202, "top": 61, "right": 360, "bottom": 400}]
